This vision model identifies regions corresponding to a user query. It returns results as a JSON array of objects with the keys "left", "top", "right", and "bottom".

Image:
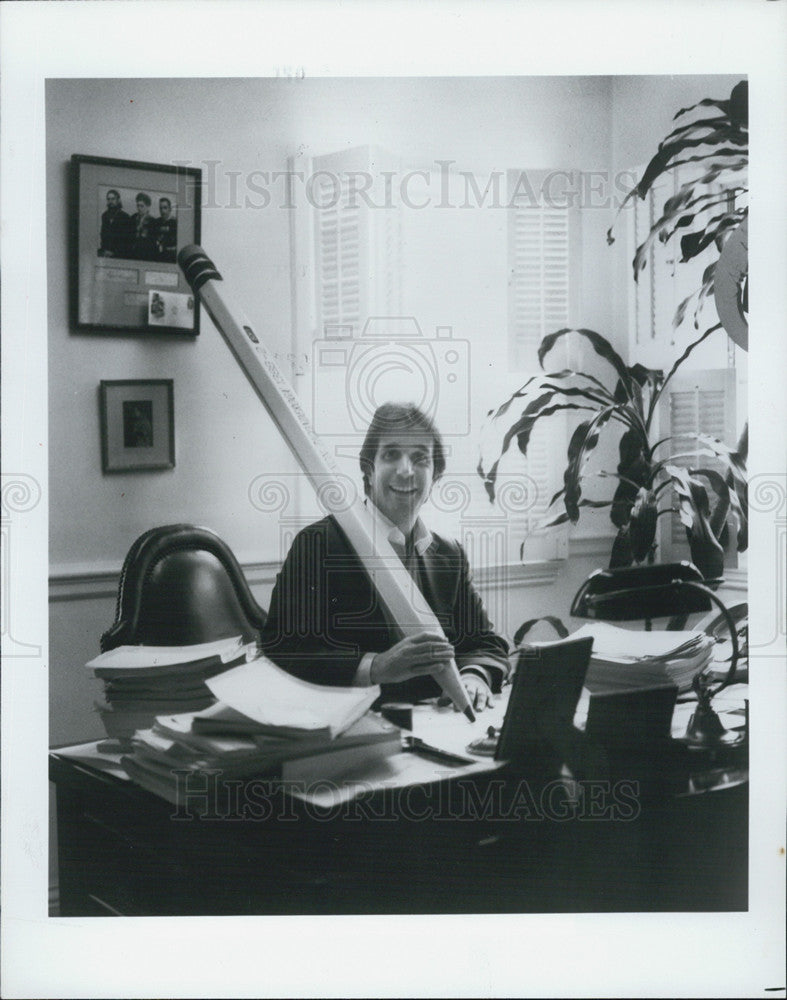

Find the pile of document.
[
  {"left": 119, "top": 654, "right": 400, "bottom": 806},
  {"left": 87, "top": 635, "right": 256, "bottom": 741},
  {"left": 571, "top": 622, "right": 715, "bottom": 693}
]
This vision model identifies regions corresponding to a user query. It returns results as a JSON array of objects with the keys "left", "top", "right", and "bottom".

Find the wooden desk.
[{"left": 51, "top": 698, "right": 748, "bottom": 916}]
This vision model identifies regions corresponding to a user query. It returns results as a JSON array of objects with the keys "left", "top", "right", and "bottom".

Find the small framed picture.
[
  {"left": 71, "top": 154, "right": 202, "bottom": 335},
  {"left": 99, "top": 380, "right": 175, "bottom": 473}
]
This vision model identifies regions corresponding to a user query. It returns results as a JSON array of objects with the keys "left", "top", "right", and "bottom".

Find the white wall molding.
[
  {"left": 50, "top": 557, "right": 559, "bottom": 604},
  {"left": 568, "top": 534, "right": 616, "bottom": 561},
  {"left": 474, "top": 560, "right": 561, "bottom": 590},
  {"left": 51, "top": 551, "right": 740, "bottom": 606},
  {"left": 49, "top": 559, "right": 282, "bottom": 603},
  {"left": 720, "top": 568, "right": 747, "bottom": 597},
  {"left": 49, "top": 564, "right": 123, "bottom": 602}
]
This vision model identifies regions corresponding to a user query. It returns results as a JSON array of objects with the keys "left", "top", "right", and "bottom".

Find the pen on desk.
[{"left": 404, "top": 736, "right": 476, "bottom": 766}]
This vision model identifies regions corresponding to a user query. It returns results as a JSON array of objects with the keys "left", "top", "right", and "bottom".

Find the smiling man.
[{"left": 260, "top": 403, "right": 510, "bottom": 711}]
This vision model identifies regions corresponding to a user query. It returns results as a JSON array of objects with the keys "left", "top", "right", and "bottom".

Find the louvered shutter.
[
  {"left": 629, "top": 170, "right": 677, "bottom": 352},
  {"left": 508, "top": 179, "right": 573, "bottom": 370},
  {"left": 312, "top": 151, "right": 366, "bottom": 338},
  {"left": 312, "top": 147, "right": 401, "bottom": 339},
  {"left": 659, "top": 368, "right": 737, "bottom": 559},
  {"left": 505, "top": 170, "right": 578, "bottom": 553}
]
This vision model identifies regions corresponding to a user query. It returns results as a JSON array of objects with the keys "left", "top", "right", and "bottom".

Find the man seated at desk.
[{"left": 261, "top": 403, "right": 510, "bottom": 712}]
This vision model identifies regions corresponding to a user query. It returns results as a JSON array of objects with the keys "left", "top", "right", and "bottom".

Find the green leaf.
[
  {"left": 728, "top": 80, "right": 748, "bottom": 127},
  {"left": 658, "top": 140, "right": 747, "bottom": 170},
  {"left": 479, "top": 394, "right": 593, "bottom": 502},
  {"left": 606, "top": 81, "right": 747, "bottom": 248},
  {"left": 676, "top": 211, "right": 745, "bottom": 262},
  {"left": 671, "top": 94, "right": 733, "bottom": 120},
  {"left": 635, "top": 127, "right": 747, "bottom": 202},
  {"left": 651, "top": 322, "right": 723, "bottom": 419},
  {"left": 562, "top": 407, "right": 616, "bottom": 522},
  {"left": 486, "top": 373, "right": 541, "bottom": 421},
  {"left": 691, "top": 467, "right": 733, "bottom": 540},
  {"left": 609, "top": 525, "right": 634, "bottom": 569},
  {"left": 666, "top": 465, "right": 727, "bottom": 577},
  {"left": 628, "top": 363, "right": 664, "bottom": 389},
  {"left": 515, "top": 402, "right": 598, "bottom": 456},
  {"left": 633, "top": 192, "right": 745, "bottom": 279},
  {"left": 541, "top": 369, "right": 619, "bottom": 403},
  {"left": 667, "top": 465, "right": 710, "bottom": 528},
  {"left": 695, "top": 433, "right": 747, "bottom": 495},
  {"left": 540, "top": 498, "right": 612, "bottom": 530},
  {"left": 537, "top": 381, "right": 621, "bottom": 414},
  {"left": 629, "top": 488, "right": 658, "bottom": 562},
  {"left": 610, "top": 426, "right": 652, "bottom": 528},
  {"left": 563, "top": 421, "right": 592, "bottom": 521},
  {"left": 661, "top": 116, "right": 739, "bottom": 145},
  {"left": 539, "top": 327, "right": 629, "bottom": 385}
]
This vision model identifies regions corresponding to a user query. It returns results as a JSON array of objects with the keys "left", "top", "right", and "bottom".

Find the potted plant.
[
  {"left": 610, "top": 78, "right": 748, "bottom": 350},
  {"left": 479, "top": 80, "right": 749, "bottom": 581},
  {"left": 478, "top": 326, "right": 747, "bottom": 578}
]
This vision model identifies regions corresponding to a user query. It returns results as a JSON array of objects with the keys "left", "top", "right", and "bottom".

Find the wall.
[
  {"left": 48, "top": 75, "right": 622, "bottom": 746},
  {"left": 49, "top": 75, "right": 744, "bottom": 750}
]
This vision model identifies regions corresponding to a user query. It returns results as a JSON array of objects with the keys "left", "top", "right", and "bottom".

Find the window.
[
  {"left": 292, "top": 151, "right": 584, "bottom": 567},
  {"left": 503, "top": 169, "right": 582, "bottom": 555},
  {"left": 658, "top": 368, "right": 738, "bottom": 562}
]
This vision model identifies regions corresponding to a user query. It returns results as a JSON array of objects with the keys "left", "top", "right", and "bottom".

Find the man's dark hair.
[
  {"left": 359, "top": 403, "right": 445, "bottom": 496},
  {"left": 106, "top": 189, "right": 121, "bottom": 201},
  {"left": 159, "top": 197, "right": 172, "bottom": 209},
  {"left": 136, "top": 192, "right": 152, "bottom": 207}
]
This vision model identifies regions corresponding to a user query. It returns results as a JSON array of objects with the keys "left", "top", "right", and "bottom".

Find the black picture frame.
[
  {"left": 71, "top": 155, "right": 202, "bottom": 335},
  {"left": 99, "top": 379, "right": 175, "bottom": 473}
]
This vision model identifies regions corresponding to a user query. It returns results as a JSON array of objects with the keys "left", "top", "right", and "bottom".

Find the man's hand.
[
  {"left": 461, "top": 672, "right": 494, "bottom": 712},
  {"left": 370, "top": 631, "right": 455, "bottom": 685}
]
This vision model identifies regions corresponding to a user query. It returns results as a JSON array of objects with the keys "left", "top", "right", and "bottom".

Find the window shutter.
[
  {"left": 312, "top": 151, "right": 366, "bottom": 338},
  {"left": 312, "top": 147, "right": 401, "bottom": 338},
  {"left": 505, "top": 170, "right": 578, "bottom": 555},
  {"left": 659, "top": 368, "right": 737, "bottom": 558},
  {"left": 629, "top": 170, "right": 677, "bottom": 350},
  {"left": 508, "top": 172, "right": 575, "bottom": 371}
]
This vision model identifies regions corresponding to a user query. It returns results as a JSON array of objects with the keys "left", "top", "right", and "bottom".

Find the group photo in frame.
[
  {"left": 71, "top": 154, "right": 202, "bottom": 335},
  {"left": 99, "top": 379, "right": 175, "bottom": 473}
]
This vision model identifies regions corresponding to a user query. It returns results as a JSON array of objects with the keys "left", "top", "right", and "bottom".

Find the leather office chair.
[{"left": 101, "top": 524, "right": 267, "bottom": 652}]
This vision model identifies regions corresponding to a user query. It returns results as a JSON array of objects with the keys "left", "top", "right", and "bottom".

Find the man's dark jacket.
[{"left": 260, "top": 516, "right": 510, "bottom": 704}]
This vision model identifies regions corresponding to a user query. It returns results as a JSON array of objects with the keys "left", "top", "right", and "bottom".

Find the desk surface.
[
  {"left": 52, "top": 682, "right": 750, "bottom": 807},
  {"left": 50, "top": 686, "right": 749, "bottom": 916}
]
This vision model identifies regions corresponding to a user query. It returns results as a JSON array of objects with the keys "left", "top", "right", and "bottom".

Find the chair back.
[{"left": 101, "top": 524, "right": 267, "bottom": 651}]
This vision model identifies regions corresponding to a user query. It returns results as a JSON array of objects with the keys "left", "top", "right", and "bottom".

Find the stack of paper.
[
  {"left": 571, "top": 622, "right": 714, "bottom": 693},
  {"left": 87, "top": 635, "right": 255, "bottom": 741},
  {"left": 120, "top": 654, "right": 399, "bottom": 806}
]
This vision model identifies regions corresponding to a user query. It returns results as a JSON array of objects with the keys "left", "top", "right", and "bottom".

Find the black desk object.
[{"left": 51, "top": 734, "right": 747, "bottom": 916}]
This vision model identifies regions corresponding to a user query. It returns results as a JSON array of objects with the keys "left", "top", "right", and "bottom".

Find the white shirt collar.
[{"left": 366, "top": 501, "right": 433, "bottom": 556}]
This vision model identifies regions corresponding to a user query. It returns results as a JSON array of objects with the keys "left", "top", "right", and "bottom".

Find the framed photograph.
[
  {"left": 71, "top": 154, "right": 202, "bottom": 335},
  {"left": 99, "top": 379, "right": 175, "bottom": 472}
]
